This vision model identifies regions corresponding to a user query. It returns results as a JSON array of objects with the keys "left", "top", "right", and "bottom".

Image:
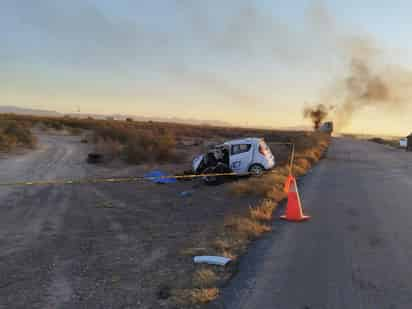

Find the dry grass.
[
  {"left": 211, "top": 199, "right": 278, "bottom": 260},
  {"left": 189, "top": 288, "right": 219, "bottom": 303},
  {"left": 224, "top": 216, "right": 271, "bottom": 240},
  {"left": 174, "top": 131, "right": 331, "bottom": 308},
  {"left": 249, "top": 199, "right": 277, "bottom": 221},
  {"left": 173, "top": 199, "right": 279, "bottom": 307},
  {"left": 172, "top": 288, "right": 219, "bottom": 305},
  {"left": 0, "top": 120, "right": 37, "bottom": 151},
  {"left": 293, "top": 158, "right": 312, "bottom": 176},
  {"left": 212, "top": 238, "right": 234, "bottom": 258},
  {"left": 230, "top": 171, "right": 288, "bottom": 201},
  {"left": 192, "top": 268, "right": 218, "bottom": 288}
]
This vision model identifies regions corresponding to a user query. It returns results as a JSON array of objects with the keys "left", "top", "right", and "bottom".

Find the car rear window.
[{"left": 231, "top": 144, "right": 251, "bottom": 155}]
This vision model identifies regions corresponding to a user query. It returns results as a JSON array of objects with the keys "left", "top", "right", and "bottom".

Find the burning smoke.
[
  {"left": 303, "top": 4, "right": 412, "bottom": 133},
  {"left": 346, "top": 58, "right": 390, "bottom": 102},
  {"left": 305, "top": 41, "right": 412, "bottom": 131},
  {"left": 332, "top": 54, "right": 412, "bottom": 130},
  {"left": 303, "top": 103, "right": 331, "bottom": 130},
  {"left": 329, "top": 54, "right": 412, "bottom": 130}
]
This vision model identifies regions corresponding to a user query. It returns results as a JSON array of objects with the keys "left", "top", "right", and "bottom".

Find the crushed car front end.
[{"left": 192, "top": 154, "right": 205, "bottom": 173}]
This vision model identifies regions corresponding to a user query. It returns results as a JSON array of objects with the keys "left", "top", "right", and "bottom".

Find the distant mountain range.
[
  {"left": 0, "top": 105, "right": 312, "bottom": 131},
  {"left": 0, "top": 105, "right": 232, "bottom": 127},
  {"left": 0, "top": 106, "right": 61, "bottom": 117}
]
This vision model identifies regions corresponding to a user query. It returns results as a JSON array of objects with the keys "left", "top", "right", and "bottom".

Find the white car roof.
[{"left": 223, "top": 137, "right": 262, "bottom": 146}]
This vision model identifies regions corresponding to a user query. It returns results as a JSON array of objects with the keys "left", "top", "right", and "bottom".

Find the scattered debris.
[
  {"left": 87, "top": 153, "right": 103, "bottom": 164},
  {"left": 180, "top": 191, "right": 193, "bottom": 197},
  {"left": 193, "top": 256, "right": 231, "bottom": 266},
  {"left": 144, "top": 170, "right": 177, "bottom": 184}
]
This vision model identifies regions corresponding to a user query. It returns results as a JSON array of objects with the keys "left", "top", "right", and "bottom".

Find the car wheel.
[
  {"left": 248, "top": 164, "right": 264, "bottom": 177},
  {"left": 202, "top": 167, "right": 219, "bottom": 185}
]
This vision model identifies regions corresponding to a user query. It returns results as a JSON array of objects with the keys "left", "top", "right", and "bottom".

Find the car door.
[{"left": 229, "top": 144, "right": 252, "bottom": 173}]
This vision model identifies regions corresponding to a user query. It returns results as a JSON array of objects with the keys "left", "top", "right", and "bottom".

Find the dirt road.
[
  {"left": 0, "top": 132, "right": 258, "bottom": 309},
  {"left": 211, "top": 138, "right": 412, "bottom": 309}
]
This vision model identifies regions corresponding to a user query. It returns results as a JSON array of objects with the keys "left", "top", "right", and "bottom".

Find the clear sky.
[{"left": 1, "top": 0, "right": 412, "bottom": 135}]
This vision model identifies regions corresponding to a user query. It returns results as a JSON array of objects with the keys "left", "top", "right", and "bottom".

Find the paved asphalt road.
[{"left": 211, "top": 137, "right": 412, "bottom": 309}]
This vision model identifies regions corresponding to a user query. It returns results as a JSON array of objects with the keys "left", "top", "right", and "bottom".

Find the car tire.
[
  {"left": 202, "top": 167, "right": 219, "bottom": 185},
  {"left": 248, "top": 164, "right": 264, "bottom": 177}
]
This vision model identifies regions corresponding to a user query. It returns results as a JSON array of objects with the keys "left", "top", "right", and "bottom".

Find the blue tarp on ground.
[{"left": 144, "top": 170, "right": 177, "bottom": 184}]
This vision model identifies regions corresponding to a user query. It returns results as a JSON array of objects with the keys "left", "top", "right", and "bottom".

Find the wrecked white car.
[{"left": 192, "top": 138, "right": 275, "bottom": 183}]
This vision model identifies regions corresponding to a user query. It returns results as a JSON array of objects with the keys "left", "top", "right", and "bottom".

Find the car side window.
[{"left": 231, "top": 144, "right": 251, "bottom": 155}]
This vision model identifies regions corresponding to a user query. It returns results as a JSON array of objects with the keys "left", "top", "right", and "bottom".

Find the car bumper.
[{"left": 264, "top": 157, "right": 275, "bottom": 170}]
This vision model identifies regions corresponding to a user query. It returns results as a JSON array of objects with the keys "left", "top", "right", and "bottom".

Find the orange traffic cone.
[
  {"left": 280, "top": 177, "right": 310, "bottom": 222},
  {"left": 283, "top": 175, "right": 294, "bottom": 193}
]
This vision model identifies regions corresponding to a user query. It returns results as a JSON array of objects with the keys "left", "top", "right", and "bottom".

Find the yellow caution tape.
[
  {"left": 0, "top": 142, "right": 295, "bottom": 187},
  {"left": 0, "top": 172, "right": 239, "bottom": 187}
]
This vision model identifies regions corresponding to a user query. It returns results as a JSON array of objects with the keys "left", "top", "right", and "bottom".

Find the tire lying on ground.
[{"left": 87, "top": 153, "right": 104, "bottom": 164}]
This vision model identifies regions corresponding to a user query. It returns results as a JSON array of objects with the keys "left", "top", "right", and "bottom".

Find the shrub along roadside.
[
  {"left": 173, "top": 132, "right": 330, "bottom": 307},
  {"left": 0, "top": 120, "right": 37, "bottom": 152},
  {"left": 0, "top": 113, "right": 330, "bottom": 166},
  {"left": 93, "top": 127, "right": 179, "bottom": 164},
  {"left": 0, "top": 114, "right": 181, "bottom": 164}
]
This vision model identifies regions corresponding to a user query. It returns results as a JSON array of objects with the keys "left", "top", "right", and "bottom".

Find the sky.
[{"left": 1, "top": 0, "right": 412, "bottom": 135}]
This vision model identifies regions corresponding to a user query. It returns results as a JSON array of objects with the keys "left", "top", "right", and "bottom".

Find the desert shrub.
[
  {"left": 368, "top": 137, "right": 399, "bottom": 148},
  {"left": 0, "top": 114, "right": 329, "bottom": 165},
  {"left": 369, "top": 137, "right": 385, "bottom": 144},
  {"left": 4, "top": 123, "right": 36, "bottom": 148},
  {"left": 45, "top": 120, "right": 64, "bottom": 131},
  {"left": 124, "top": 139, "right": 147, "bottom": 163},
  {"left": 124, "top": 131, "right": 178, "bottom": 164},
  {"left": 0, "top": 133, "right": 17, "bottom": 151},
  {"left": 69, "top": 127, "right": 82, "bottom": 135},
  {"left": 0, "top": 120, "right": 37, "bottom": 151},
  {"left": 94, "top": 137, "right": 123, "bottom": 161}
]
